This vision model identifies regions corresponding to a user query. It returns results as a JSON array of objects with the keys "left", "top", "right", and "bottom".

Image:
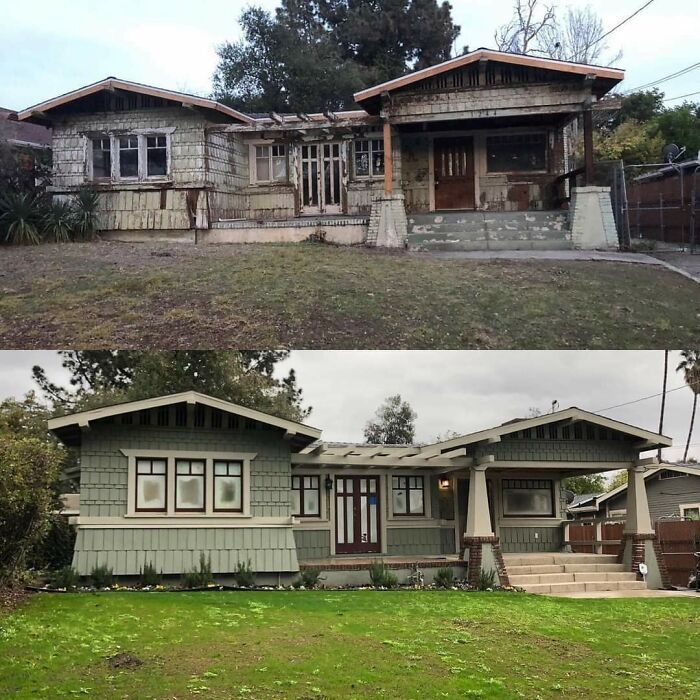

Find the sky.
[
  {"left": 1, "top": 0, "right": 698, "bottom": 110},
  {"left": 0, "top": 350, "right": 696, "bottom": 463}
]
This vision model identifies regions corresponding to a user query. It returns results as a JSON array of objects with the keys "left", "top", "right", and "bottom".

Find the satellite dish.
[{"left": 662, "top": 144, "right": 681, "bottom": 163}]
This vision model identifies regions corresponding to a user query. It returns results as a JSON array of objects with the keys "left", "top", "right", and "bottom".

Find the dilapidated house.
[{"left": 12, "top": 49, "right": 624, "bottom": 250}]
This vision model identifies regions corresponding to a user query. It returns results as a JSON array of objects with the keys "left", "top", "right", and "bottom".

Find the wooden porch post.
[
  {"left": 583, "top": 108, "right": 594, "bottom": 186},
  {"left": 465, "top": 465, "right": 493, "bottom": 538},
  {"left": 383, "top": 121, "right": 393, "bottom": 196}
]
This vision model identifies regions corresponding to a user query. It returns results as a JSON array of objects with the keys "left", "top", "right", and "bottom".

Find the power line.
[
  {"left": 594, "top": 384, "right": 689, "bottom": 413},
  {"left": 663, "top": 90, "right": 700, "bottom": 102},
  {"left": 625, "top": 61, "right": 700, "bottom": 93},
  {"left": 587, "top": 0, "right": 657, "bottom": 50}
]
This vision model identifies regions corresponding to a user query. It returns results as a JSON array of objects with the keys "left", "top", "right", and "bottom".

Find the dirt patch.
[
  {"left": 106, "top": 652, "right": 144, "bottom": 670},
  {"left": 0, "top": 585, "right": 32, "bottom": 612}
]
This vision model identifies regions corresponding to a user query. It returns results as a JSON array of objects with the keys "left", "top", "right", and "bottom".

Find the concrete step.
[
  {"left": 524, "top": 580, "right": 646, "bottom": 595},
  {"left": 564, "top": 563, "right": 625, "bottom": 573},
  {"left": 502, "top": 554, "right": 618, "bottom": 567},
  {"left": 506, "top": 564, "right": 566, "bottom": 575},
  {"left": 510, "top": 573, "right": 576, "bottom": 585},
  {"left": 510, "top": 571, "right": 638, "bottom": 586}
]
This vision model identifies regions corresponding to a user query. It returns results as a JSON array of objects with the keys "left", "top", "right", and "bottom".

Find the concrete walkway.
[
  {"left": 548, "top": 588, "right": 700, "bottom": 599},
  {"left": 416, "top": 249, "right": 700, "bottom": 283}
]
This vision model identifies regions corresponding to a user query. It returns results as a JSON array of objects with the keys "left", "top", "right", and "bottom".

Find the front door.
[
  {"left": 433, "top": 137, "right": 475, "bottom": 210},
  {"left": 300, "top": 142, "right": 343, "bottom": 215},
  {"left": 335, "top": 475, "right": 381, "bottom": 554}
]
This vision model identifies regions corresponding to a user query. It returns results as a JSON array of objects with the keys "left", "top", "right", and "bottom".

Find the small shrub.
[
  {"left": 299, "top": 567, "right": 322, "bottom": 589},
  {"left": 139, "top": 562, "right": 161, "bottom": 587},
  {"left": 49, "top": 566, "right": 80, "bottom": 590},
  {"left": 368, "top": 561, "right": 398, "bottom": 589},
  {"left": 434, "top": 567, "right": 455, "bottom": 589},
  {"left": 233, "top": 560, "right": 255, "bottom": 588},
  {"left": 0, "top": 191, "right": 43, "bottom": 245},
  {"left": 28, "top": 514, "right": 76, "bottom": 571},
  {"left": 73, "top": 187, "right": 100, "bottom": 240},
  {"left": 90, "top": 564, "right": 114, "bottom": 588},
  {"left": 182, "top": 553, "right": 213, "bottom": 589},
  {"left": 42, "top": 199, "right": 77, "bottom": 242},
  {"left": 477, "top": 568, "right": 497, "bottom": 591}
]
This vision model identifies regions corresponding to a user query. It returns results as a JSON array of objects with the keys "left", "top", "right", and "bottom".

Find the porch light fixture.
[
  {"left": 325, "top": 475, "right": 334, "bottom": 491},
  {"left": 438, "top": 477, "right": 451, "bottom": 490}
]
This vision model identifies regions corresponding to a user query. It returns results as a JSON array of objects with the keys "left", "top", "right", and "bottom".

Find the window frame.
[
  {"left": 90, "top": 135, "right": 112, "bottom": 181},
  {"left": 391, "top": 475, "right": 425, "bottom": 517},
  {"left": 353, "top": 137, "right": 385, "bottom": 180},
  {"left": 174, "top": 458, "right": 206, "bottom": 513},
  {"left": 135, "top": 458, "right": 168, "bottom": 513},
  {"left": 502, "top": 478, "right": 555, "bottom": 518},
  {"left": 250, "top": 142, "right": 289, "bottom": 185},
  {"left": 213, "top": 460, "right": 244, "bottom": 514},
  {"left": 680, "top": 502, "right": 700, "bottom": 520},
  {"left": 291, "top": 474, "right": 321, "bottom": 517},
  {"left": 485, "top": 132, "right": 548, "bottom": 174}
]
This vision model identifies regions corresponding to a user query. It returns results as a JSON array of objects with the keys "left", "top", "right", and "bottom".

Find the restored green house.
[{"left": 49, "top": 391, "right": 674, "bottom": 593}]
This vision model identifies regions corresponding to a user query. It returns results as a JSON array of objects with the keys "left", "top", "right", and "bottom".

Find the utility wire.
[
  {"left": 663, "top": 90, "right": 700, "bottom": 102},
  {"left": 586, "top": 0, "right": 657, "bottom": 50},
  {"left": 625, "top": 61, "right": 700, "bottom": 93},
  {"left": 594, "top": 384, "right": 689, "bottom": 413}
]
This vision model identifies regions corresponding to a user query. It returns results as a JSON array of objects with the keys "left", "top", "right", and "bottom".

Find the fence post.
[
  {"left": 595, "top": 519, "right": 603, "bottom": 555},
  {"left": 659, "top": 193, "right": 664, "bottom": 242},
  {"left": 563, "top": 520, "right": 570, "bottom": 551}
]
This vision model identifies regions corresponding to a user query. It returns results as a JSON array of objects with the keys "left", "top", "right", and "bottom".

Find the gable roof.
[
  {"left": 14, "top": 78, "right": 255, "bottom": 125},
  {"left": 354, "top": 47, "right": 625, "bottom": 104},
  {"left": 596, "top": 463, "right": 700, "bottom": 506},
  {"left": 0, "top": 107, "right": 51, "bottom": 147},
  {"left": 48, "top": 391, "right": 321, "bottom": 449},
  {"left": 418, "top": 406, "right": 672, "bottom": 458}
]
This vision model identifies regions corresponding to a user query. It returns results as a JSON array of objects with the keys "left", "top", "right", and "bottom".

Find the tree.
[
  {"left": 33, "top": 351, "right": 310, "bottom": 422},
  {"left": 213, "top": 1, "right": 460, "bottom": 112},
  {"left": 655, "top": 103, "right": 700, "bottom": 157},
  {"left": 677, "top": 350, "right": 700, "bottom": 463},
  {"left": 495, "top": 0, "right": 556, "bottom": 55},
  {"left": 610, "top": 90, "right": 664, "bottom": 130},
  {"left": 607, "top": 470, "right": 628, "bottom": 490},
  {"left": 563, "top": 474, "right": 606, "bottom": 495},
  {"left": 364, "top": 394, "right": 417, "bottom": 444},
  {"left": 0, "top": 434, "right": 64, "bottom": 584},
  {"left": 594, "top": 119, "right": 665, "bottom": 165}
]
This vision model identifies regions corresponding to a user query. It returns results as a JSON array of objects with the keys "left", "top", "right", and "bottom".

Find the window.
[
  {"left": 486, "top": 133, "right": 547, "bottom": 173},
  {"left": 147, "top": 135, "right": 167, "bottom": 176},
  {"left": 292, "top": 475, "right": 320, "bottom": 516},
  {"left": 392, "top": 476, "right": 425, "bottom": 515},
  {"left": 681, "top": 504, "right": 700, "bottom": 521},
  {"left": 119, "top": 135, "right": 139, "bottom": 178},
  {"left": 354, "top": 139, "right": 384, "bottom": 178},
  {"left": 135, "top": 458, "right": 167, "bottom": 512},
  {"left": 502, "top": 479, "right": 554, "bottom": 517},
  {"left": 213, "top": 460, "right": 243, "bottom": 512},
  {"left": 175, "top": 459, "right": 205, "bottom": 512},
  {"left": 91, "top": 137, "right": 111, "bottom": 178},
  {"left": 254, "top": 144, "right": 287, "bottom": 183}
]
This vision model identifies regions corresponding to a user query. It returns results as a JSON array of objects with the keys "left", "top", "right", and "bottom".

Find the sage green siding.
[
  {"left": 74, "top": 527, "right": 298, "bottom": 575},
  {"left": 500, "top": 526, "right": 563, "bottom": 553},
  {"left": 386, "top": 527, "right": 455, "bottom": 555},
  {"left": 293, "top": 529, "right": 331, "bottom": 561}
]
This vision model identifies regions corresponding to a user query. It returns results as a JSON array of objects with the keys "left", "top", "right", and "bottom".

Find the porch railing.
[{"left": 562, "top": 517, "right": 625, "bottom": 555}]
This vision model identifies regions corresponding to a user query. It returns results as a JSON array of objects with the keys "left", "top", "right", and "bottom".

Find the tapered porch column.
[
  {"left": 624, "top": 466, "right": 653, "bottom": 535},
  {"left": 465, "top": 465, "right": 493, "bottom": 538}
]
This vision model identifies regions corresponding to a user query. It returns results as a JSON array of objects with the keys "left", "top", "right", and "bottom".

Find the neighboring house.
[
  {"left": 566, "top": 491, "right": 602, "bottom": 518},
  {"left": 0, "top": 106, "right": 51, "bottom": 184},
  {"left": 12, "top": 49, "right": 624, "bottom": 250},
  {"left": 47, "top": 392, "right": 672, "bottom": 588},
  {"left": 594, "top": 464, "right": 700, "bottom": 522}
]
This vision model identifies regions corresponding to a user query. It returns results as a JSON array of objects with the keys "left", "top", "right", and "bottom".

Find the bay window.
[
  {"left": 502, "top": 479, "right": 554, "bottom": 517},
  {"left": 213, "top": 460, "right": 243, "bottom": 512},
  {"left": 292, "top": 475, "right": 320, "bottom": 517},
  {"left": 392, "top": 475, "right": 424, "bottom": 516},
  {"left": 135, "top": 458, "right": 167, "bottom": 512},
  {"left": 175, "top": 459, "right": 205, "bottom": 512}
]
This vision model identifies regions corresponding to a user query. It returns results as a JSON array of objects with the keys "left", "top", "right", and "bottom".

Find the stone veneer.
[{"left": 569, "top": 186, "right": 619, "bottom": 250}]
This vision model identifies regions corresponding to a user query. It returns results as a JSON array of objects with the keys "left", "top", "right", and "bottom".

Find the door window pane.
[
  {"left": 119, "top": 135, "right": 139, "bottom": 177},
  {"left": 147, "top": 135, "right": 167, "bottom": 176},
  {"left": 92, "top": 137, "right": 111, "bottom": 178}
]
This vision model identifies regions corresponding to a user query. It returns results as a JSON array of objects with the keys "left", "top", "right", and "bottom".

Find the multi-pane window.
[
  {"left": 146, "top": 135, "right": 167, "bottom": 176},
  {"left": 213, "top": 460, "right": 243, "bottom": 512},
  {"left": 502, "top": 479, "right": 554, "bottom": 517},
  {"left": 119, "top": 135, "right": 139, "bottom": 178},
  {"left": 291, "top": 475, "right": 320, "bottom": 516},
  {"left": 175, "top": 459, "right": 205, "bottom": 512},
  {"left": 354, "top": 139, "right": 384, "bottom": 178},
  {"left": 254, "top": 144, "right": 287, "bottom": 183},
  {"left": 681, "top": 504, "right": 700, "bottom": 520},
  {"left": 392, "top": 475, "right": 425, "bottom": 516},
  {"left": 91, "top": 137, "right": 111, "bottom": 178},
  {"left": 135, "top": 458, "right": 167, "bottom": 512},
  {"left": 486, "top": 133, "right": 547, "bottom": 173}
]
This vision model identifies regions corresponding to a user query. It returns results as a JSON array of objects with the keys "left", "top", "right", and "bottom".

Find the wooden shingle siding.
[
  {"left": 293, "top": 529, "right": 331, "bottom": 561},
  {"left": 73, "top": 526, "right": 298, "bottom": 575},
  {"left": 387, "top": 527, "right": 455, "bottom": 555},
  {"left": 500, "top": 526, "right": 562, "bottom": 553},
  {"left": 472, "top": 437, "right": 636, "bottom": 463}
]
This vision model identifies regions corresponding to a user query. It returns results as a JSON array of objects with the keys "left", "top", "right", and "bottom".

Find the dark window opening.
[
  {"left": 147, "top": 135, "right": 167, "bottom": 176},
  {"left": 175, "top": 404, "right": 187, "bottom": 427},
  {"left": 194, "top": 405, "right": 205, "bottom": 428},
  {"left": 157, "top": 406, "right": 169, "bottom": 427},
  {"left": 119, "top": 135, "right": 138, "bottom": 178},
  {"left": 486, "top": 133, "right": 547, "bottom": 173},
  {"left": 91, "top": 137, "right": 111, "bottom": 178}
]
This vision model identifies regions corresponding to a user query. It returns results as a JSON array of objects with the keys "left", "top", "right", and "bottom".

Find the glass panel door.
[
  {"left": 335, "top": 476, "right": 380, "bottom": 554},
  {"left": 300, "top": 142, "right": 343, "bottom": 215}
]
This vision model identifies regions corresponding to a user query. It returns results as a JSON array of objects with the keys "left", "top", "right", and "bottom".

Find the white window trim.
[
  {"left": 387, "top": 473, "right": 432, "bottom": 520},
  {"left": 352, "top": 134, "right": 385, "bottom": 181},
  {"left": 122, "top": 449, "right": 255, "bottom": 518},
  {"left": 86, "top": 128, "right": 175, "bottom": 184},
  {"left": 249, "top": 140, "right": 288, "bottom": 185},
  {"left": 680, "top": 502, "right": 700, "bottom": 519}
]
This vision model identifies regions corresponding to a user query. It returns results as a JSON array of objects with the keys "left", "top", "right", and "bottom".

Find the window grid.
[
  {"left": 213, "top": 460, "right": 244, "bottom": 513},
  {"left": 392, "top": 475, "right": 425, "bottom": 516},
  {"left": 354, "top": 139, "right": 384, "bottom": 178},
  {"left": 254, "top": 144, "right": 288, "bottom": 183},
  {"left": 291, "top": 475, "right": 320, "bottom": 517},
  {"left": 135, "top": 458, "right": 167, "bottom": 512},
  {"left": 175, "top": 459, "right": 206, "bottom": 512}
]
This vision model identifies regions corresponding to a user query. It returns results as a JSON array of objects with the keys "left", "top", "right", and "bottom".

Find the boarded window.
[
  {"left": 354, "top": 139, "right": 384, "bottom": 178},
  {"left": 146, "top": 135, "right": 167, "bottom": 176},
  {"left": 91, "top": 137, "right": 111, "bottom": 178},
  {"left": 213, "top": 460, "right": 243, "bottom": 512},
  {"left": 502, "top": 479, "right": 554, "bottom": 517},
  {"left": 119, "top": 135, "right": 139, "bottom": 178},
  {"left": 255, "top": 144, "right": 287, "bottom": 183},
  {"left": 291, "top": 475, "right": 320, "bottom": 516},
  {"left": 135, "top": 458, "right": 167, "bottom": 511},
  {"left": 392, "top": 475, "right": 424, "bottom": 515},
  {"left": 486, "top": 133, "right": 547, "bottom": 173},
  {"left": 175, "top": 459, "right": 205, "bottom": 511}
]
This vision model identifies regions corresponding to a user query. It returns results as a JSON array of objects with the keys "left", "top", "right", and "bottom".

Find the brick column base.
[
  {"left": 619, "top": 532, "right": 672, "bottom": 588},
  {"left": 463, "top": 536, "right": 510, "bottom": 588}
]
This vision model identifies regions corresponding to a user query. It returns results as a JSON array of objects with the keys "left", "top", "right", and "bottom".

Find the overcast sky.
[
  {"left": 2, "top": 0, "right": 698, "bottom": 110},
  {"left": 0, "top": 350, "right": 696, "bottom": 463}
]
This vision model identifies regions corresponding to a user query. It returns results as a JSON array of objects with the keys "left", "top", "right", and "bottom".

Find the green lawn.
[
  {"left": 1, "top": 592, "right": 698, "bottom": 699},
  {"left": 0, "top": 242, "right": 698, "bottom": 348}
]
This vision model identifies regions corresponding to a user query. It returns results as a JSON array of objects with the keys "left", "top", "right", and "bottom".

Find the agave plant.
[
  {"left": 43, "top": 199, "right": 77, "bottom": 243},
  {"left": 0, "top": 191, "right": 42, "bottom": 245},
  {"left": 73, "top": 187, "right": 100, "bottom": 240}
]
